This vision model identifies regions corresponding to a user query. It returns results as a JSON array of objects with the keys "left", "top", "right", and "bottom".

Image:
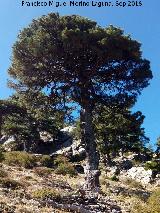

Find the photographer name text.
[{"left": 21, "top": 1, "right": 143, "bottom": 8}]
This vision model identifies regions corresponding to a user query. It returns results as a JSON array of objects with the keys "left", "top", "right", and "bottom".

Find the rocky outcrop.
[
  {"left": 105, "top": 155, "right": 159, "bottom": 186},
  {"left": 0, "top": 126, "right": 86, "bottom": 159},
  {"left": 51, "top": 126, "right": 86, "bottom": 161},
  {"left": 120, "top": 167, "right": 153, "bottom": 185}
]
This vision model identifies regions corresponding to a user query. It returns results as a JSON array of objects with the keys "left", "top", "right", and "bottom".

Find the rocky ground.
[
  {"left": 0, "top": 127, "right": 159, "bottom": 212},
  {"left": 0, "top": 163, "right": 120, "bottom": 213},
  {"left": 0, "top": 161, "right": 159, "bottom": 213}
]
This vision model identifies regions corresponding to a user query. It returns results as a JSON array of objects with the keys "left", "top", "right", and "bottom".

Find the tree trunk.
[{"left": 81, "top": 107, "right": 100, "bottom": 190}]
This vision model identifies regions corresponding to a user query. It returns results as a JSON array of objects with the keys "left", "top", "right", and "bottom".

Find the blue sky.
[{"left": 0, "top": 0, "right": 160, "bottom": 147}]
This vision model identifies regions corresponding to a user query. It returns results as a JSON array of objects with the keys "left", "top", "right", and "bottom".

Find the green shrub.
[
  {"left": 34, "top": 167, "right": 53, "bottom": 177},
  {"left": 55, "top": 162, "right": 77, "bottom": 177},
  {"left": 132, "top": 188, "right": 160, "bottom": 213},
  {"left": 54, "top": 155, "right": 69, "bottom": 165},
  {"left": 40, "top": 155, "right": 54, "bottom": 168},
  {"left": 144, "top": 161, "right": 160, "bottom": 172},
  {"left": 132, "top": 159, "right": 142, "bottom": 166},
  {"left": 4, "top": 151, "right": 36, "bottom": 168},
  {"left": 147, "top": 189, "right": 160, "bottom": 212},
  {"left": 110, "top": 175, "right": 119, "bottom": 182},
  {"left": 32, "top": 188, "right": 61, "bottom": 201},
  {"left": 0, "top": 178, "right": 23, "bottom": 189}
]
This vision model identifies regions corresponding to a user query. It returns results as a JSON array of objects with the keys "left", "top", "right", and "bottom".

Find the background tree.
[
  {"left": 1, "top": 90, "right": 64, "bottom": 152},
  {"left": 93, "top": 106, "right": 149, "bottom": 165},
  {"left": 0, "top": 99, "right": 26, "bottom": 138},
  {"left": 8, "top": 13, "right": 152, "bottom": 189}
]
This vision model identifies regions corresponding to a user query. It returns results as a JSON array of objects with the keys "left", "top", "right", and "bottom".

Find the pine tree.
[{"left": 8, "top": 13, "right": 152, "bottom": 189}]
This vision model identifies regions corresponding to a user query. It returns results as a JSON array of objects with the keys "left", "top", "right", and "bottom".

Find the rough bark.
[{"left": 81, "top": 107, "right": 100, "bottom": 190}]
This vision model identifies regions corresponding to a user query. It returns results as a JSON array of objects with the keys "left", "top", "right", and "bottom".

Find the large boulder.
[
  {"left": 50, "top": 126, "right": 86, "bottom": 160},
  {"left": 121, "top": 166, "right": 153, "bottom": 185}
]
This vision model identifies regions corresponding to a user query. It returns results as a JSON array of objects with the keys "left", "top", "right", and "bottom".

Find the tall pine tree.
[{"left": 8, "top": 14, "right": 152, "bottom": 189}]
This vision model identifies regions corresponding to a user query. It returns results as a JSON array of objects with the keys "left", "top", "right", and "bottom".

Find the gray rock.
[
  {"left": 122, "top": 166, "right": 153, "bottom": 185},
  {"left": 39, "top": 131, "right": 53, "bottom": 142}
]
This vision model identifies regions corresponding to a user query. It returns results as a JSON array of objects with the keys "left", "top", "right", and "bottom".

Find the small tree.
[
  {"left": 2, "top": 91, "right": 64, "bottom": 152},
  {"left": 8, "top": 13, "right": 152, "bottom": 189},
  {"left": 0, "top": 99, "right": 26, "bottom": 138},
  {"left": 94, "top": 106, "right": 149, "bottom": 164}
]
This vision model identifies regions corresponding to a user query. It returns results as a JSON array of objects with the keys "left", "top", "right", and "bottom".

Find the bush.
[
  {"left": 110, "top": 175, "right": 119, "bottom": 182},
  {"left": 132, "top": 188, "right": 160, "bottom": 213},
  {"left": 147, "top": 189, "right": 160, "bottom": 212},
  {"left": 32, "top": 188, "right": 61, "bottom": 201},
  {"left": 40, "top": 155, "right": 54, "bottom": 168},
  {"left": 34, "top": 167, "right": 53, "bottom": 177},
  {"left": 4, "top": 151, "right": 36, "bottom": 168},
  {"left": 55, "top": 162, "right": 77, "bottom": 177},
  {"left": 54, "top": 155, "right": 69, "bottom": 165},
  {"left": 0, "top": 178, "right": 23, "bottom": 189},
  {"left": 144, "top": 161, "right": 160, "bottom": 172}
]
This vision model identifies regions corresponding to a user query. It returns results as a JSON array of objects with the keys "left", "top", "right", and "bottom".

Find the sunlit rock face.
[{"left": 121, "top": 167, "right": 153, "bottom": 185}]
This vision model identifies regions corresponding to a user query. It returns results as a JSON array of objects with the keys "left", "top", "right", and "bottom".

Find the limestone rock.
[
  {"left": 39, "top": 131, "right": 53, "bottom": 142},
  {"left": 121, "top": 166, "right": 153, "bottom": 185}
]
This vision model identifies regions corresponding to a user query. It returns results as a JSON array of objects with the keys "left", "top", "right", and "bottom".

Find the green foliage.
[
  {"left": 94, "top": 106, "right": 149, "bottom": 158},
  {"left": 147, "top": 189, "right": 160, "bottom": 212},
  {"left": 4, "top": 151, "right": 36, "bottom": 168},
  {"left": 144, "top": 160, "right": 160, "bottom": 172},
  {"left": 55, "top": 161, "right": 77, "bottom": 177},
  {"left": 132, "top": 188, "right": 160, "bottom": 213},
  {"left": 110, "top": 175, "right": 119, "bottom": 182},
  {"left": 54, "top": 155, "right": 69, "bottom": 165},
  {"left": 39, "top": 155, "right": 54, "bottom": 167},
  {"left": 48, "top": 155, "right": 77, "bottom": 176},
  {"left": 8, "top": 13, "right": 152, "bottom": 123},
  {"left": 1, "top": 92, "right": 63, "bottom": 153},
  {"left": 32, "top": 188, "right": 61, "bottom": 201}
]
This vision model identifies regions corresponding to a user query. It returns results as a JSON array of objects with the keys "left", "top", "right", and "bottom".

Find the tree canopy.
[{"left": 9, "top": 13, "right": 152, "bottom": 108}]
